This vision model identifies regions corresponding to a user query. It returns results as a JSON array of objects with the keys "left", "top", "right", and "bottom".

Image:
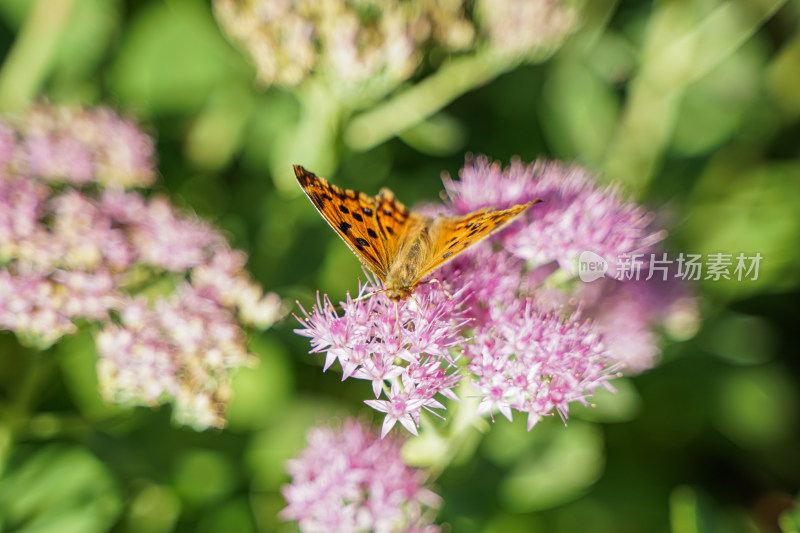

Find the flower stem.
[
  {"left": 343, "top": 50, "right": 522, "bottom": 152},
  {"left": 0, "top": 351, "right": 57, "bottom": 474},
  {"left": 603, "top": 0, "right": 787, "bottom": 194},
  {"left": 0, "top": 0, "right": 77, "bottom": 112},
  {"left": 271, "top": 80, "right": 344, "bottom": 194}
]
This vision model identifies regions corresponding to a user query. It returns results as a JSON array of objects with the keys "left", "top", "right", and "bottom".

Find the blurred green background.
[{"left": 1, "top": 0, "right": 800, "bottom": 532}]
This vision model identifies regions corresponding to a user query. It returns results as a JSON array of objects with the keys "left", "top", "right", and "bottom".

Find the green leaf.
[
  {"left": 779, "top": 501, "right": 800, "bottom": 533},
  {"left": 540, "top": 42, "right": 620, "bottom": 168},
  {"left": 125, "top": 482, "right": 181, "bottom": 533},
  {"left": 245, "top": 401, "right": 342, "bottom": 491},
  {"left": 226, "top": 334, "right": 293, "bottom": 431},
  {"left": 0, "top": 445, "right": 122, "bottom": 533},
  {"left": 570, "top": 378, "right": 642, "bottom": 423},
  {"left": 57, "top": 330, "right": 129, "bottom": 421},
  {"left": 50, "top": 0, "right": 119, "bottom": 99},
  {"left": 703, "top": 312, "right": 777, "bottom": 365},
  {"left": 108, "top": 0, "right": 248, "bottom": 113},
  {"left": 670, "top": 485, "right": 753, "bottom": 533},
  {"left": 713, "top": 364, "right": 797, "bottom": 449},
  {"left": 397, "top": 112, "right": 466, "bottom": 156},
  {"left": 489, "top": 419, "right": 605, "bottom": 512},
  {"left": 172, "top": 449, "right": 236, "bottom": 506}
]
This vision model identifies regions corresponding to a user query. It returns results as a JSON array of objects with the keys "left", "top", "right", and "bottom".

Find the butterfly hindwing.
[
  {"left": 294, "top": 166, "right": 391, "bottom": 279},
  {"left": 421, "top": 201, "right": 536, "bottom": 278}
]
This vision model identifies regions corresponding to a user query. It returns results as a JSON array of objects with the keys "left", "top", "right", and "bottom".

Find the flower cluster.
[
  {"left": 475, "top": 0, "right": 578, "bottom": 58},
  {"left": 295, "top": 156, "right": 699, "bottom": 436},
  {"left": 214, "top": 0, "right": 577, "bottom": 88},
  {"left": 296, "top": 278, "right": 465, "bottom": 438},
  {"left": 281, "top": 419, "right": 441, "bottom": 533},
  {"left": 467, "top": 302, "right": 615, "bottom": 430},
  {"left": 442, "top": 157, "right": 664, "bottom": 277},
  {"left": 0, "top": 105, "right": 283, "bottom": 428}
]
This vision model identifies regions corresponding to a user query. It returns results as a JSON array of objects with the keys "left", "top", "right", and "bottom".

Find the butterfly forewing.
[
  {"left": 421, "top": 201, "right": 536, "bottom": 278},
  {"left": 375, "top": 188, "right": 416, "bottom": 258},
  {"left": 294, "top": 166, "right": 392, "bottom": 279}
]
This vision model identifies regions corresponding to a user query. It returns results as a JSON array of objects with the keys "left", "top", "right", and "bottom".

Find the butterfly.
[{"left": 294, "top": 165, "right": 538, "bottom": 301}]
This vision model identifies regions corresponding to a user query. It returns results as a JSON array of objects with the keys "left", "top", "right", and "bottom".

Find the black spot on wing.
[
  {"left": 353, "top": 212, "right": 363, "bottom": 222},
  {"left": 339, "top": 222, "right": 352, "bottom": 233},
  {"left": 367, "top": 228, "right": 378, "bottom": 238},
  {"left": 339, "top": 205, "right": 349, "bottom": 214},
  {"left": 355, "top": 237, "right": 370, "bottom": 247},
  {"left": 362, "top": 207, "right": 373, "bottom": 216},
  {"left": 443, "top": 252, "right": 453, "bottom": 259}
]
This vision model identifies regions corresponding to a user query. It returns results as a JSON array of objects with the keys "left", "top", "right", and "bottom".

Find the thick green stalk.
[
  {"left": 344, "top": 51, "right": 521, "bottom": 152},
  {"left": 0, "top": 0, "right": 77, "bottom": 112}
]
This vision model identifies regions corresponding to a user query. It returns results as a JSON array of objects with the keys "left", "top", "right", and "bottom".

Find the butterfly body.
[{"left": 294, "top": 165, "right": 537, "bottom": 301}]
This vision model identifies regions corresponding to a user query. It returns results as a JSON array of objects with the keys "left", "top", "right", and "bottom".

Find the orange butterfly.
[{"left": 294, "top": 165, "right": 538, "bottom": 301}]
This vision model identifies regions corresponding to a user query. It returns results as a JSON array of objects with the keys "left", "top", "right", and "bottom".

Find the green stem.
[
  {"left": 0, "top": 350, "right": 57, "bottom": 474},
  {"left": 271, "top": 79, "right": 345, "bottom": 194},
  {"left": 343, "top": 50, "right": 522, "bottom": 152},
  {"left": 603, "top": 0, "right": 787, "bottom": 195},
  {"left": 0, "top": 0, "right": 78, "bottom": 112}
]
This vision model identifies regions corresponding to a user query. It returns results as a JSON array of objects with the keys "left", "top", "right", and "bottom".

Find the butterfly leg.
[
  {"left": 350, "top": 291, "right": 376, "bottom": 303},
  {"left": 394, "top": 300, "right": 403, "bottom": 344},
  {"left": 422, "top": 278, "right": 453, "bottom": 299},
  {"left": 349, "top": 285, "right": 392, "bottom": 304}
]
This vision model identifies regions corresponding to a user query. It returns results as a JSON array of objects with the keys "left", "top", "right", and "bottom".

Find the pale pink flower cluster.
[
  {"left": 475, "top": 0, "right": 578, "bottom": 58},
  {"left": 296, "top": 278, "right": 465, "bottom": 438},
  {"left": 214, "top": 0, "right": 578, "bottom": 90},
  {"left": 443, "top": 156, "right": 664, "bottom": 276},
  {"left": 2, "top": 105, "right": 155, "bottom": 188},
  {"left": 296, "top": 156, "right": 698, "bottom": 436},
  {"left": 0, "top": 106, "right": 283, "bottom": 427},
  {"left": 214, "top": 0, "right": 475, "bottom": 87},
  {"left": 467, "top": 302, "right": 615, "bottom": 430},
  {"left": 281, "top": 419, "right": 441, "bottom": 533}
]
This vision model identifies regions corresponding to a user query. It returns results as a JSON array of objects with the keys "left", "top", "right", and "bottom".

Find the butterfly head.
[{"left": 386, "top": 286, "right": 414, "bottom": 302}]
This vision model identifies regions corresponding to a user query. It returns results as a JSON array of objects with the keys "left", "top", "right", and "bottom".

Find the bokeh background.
[{"left": 1, "top": 0, "right": 800, "bottom": 532}]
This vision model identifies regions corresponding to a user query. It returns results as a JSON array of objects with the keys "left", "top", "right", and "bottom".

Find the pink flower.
[
  {"left": 577, "top": 271, "right": 699, "bottom": 372},
  {"left": 295, "top": 276, "right": 466, "bottom": 437},
  {"left": 0, "top": 105, "right": 283, "bottom": 428},
  {"left": 281, "top": 419, "right": 441, "bottom": 533},
  {"left": 466, "top": 302, "right": 616, "bottom": 430},
  {"left": 96, "top": 285, "right": 254, "bottom": 428},
  {"left": 295, "top": 155, "right": 695, "bottom": 436},
  {"left": 20, "top": 105, "right": 157, "bottom": 187},
  {"left": 442, "top": 156, "right": 664, "bottom": 276}
]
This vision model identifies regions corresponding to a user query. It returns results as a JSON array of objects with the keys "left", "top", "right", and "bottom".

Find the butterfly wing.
[
  {"left": 375, "top": 187, "right": 416, "bottom": 257},
  {"left": 420, "top": 201, "right": 539, "bottom": 278},
  {"left": 294, "top": 165, "right": 395, "bottom": 280}
]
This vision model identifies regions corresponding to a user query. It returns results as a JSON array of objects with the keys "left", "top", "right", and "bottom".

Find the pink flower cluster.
[
  {"left": 296, "top": 156, "right": 698, "bottom": 436},
  {"left": 467, "top": 302, "right": 615, "bottom": 430},
  {"left": 442, "top": 156, "right": 664, "bottom": 276},
  {"left": 296, "top": 277, "right": 466, "bottom": 438},
  {"left": 1, "top": 105, "right": 283, "bottom": 427},
  {"left": 281, "top": 419, "right": 441, "bottom": 533}
]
